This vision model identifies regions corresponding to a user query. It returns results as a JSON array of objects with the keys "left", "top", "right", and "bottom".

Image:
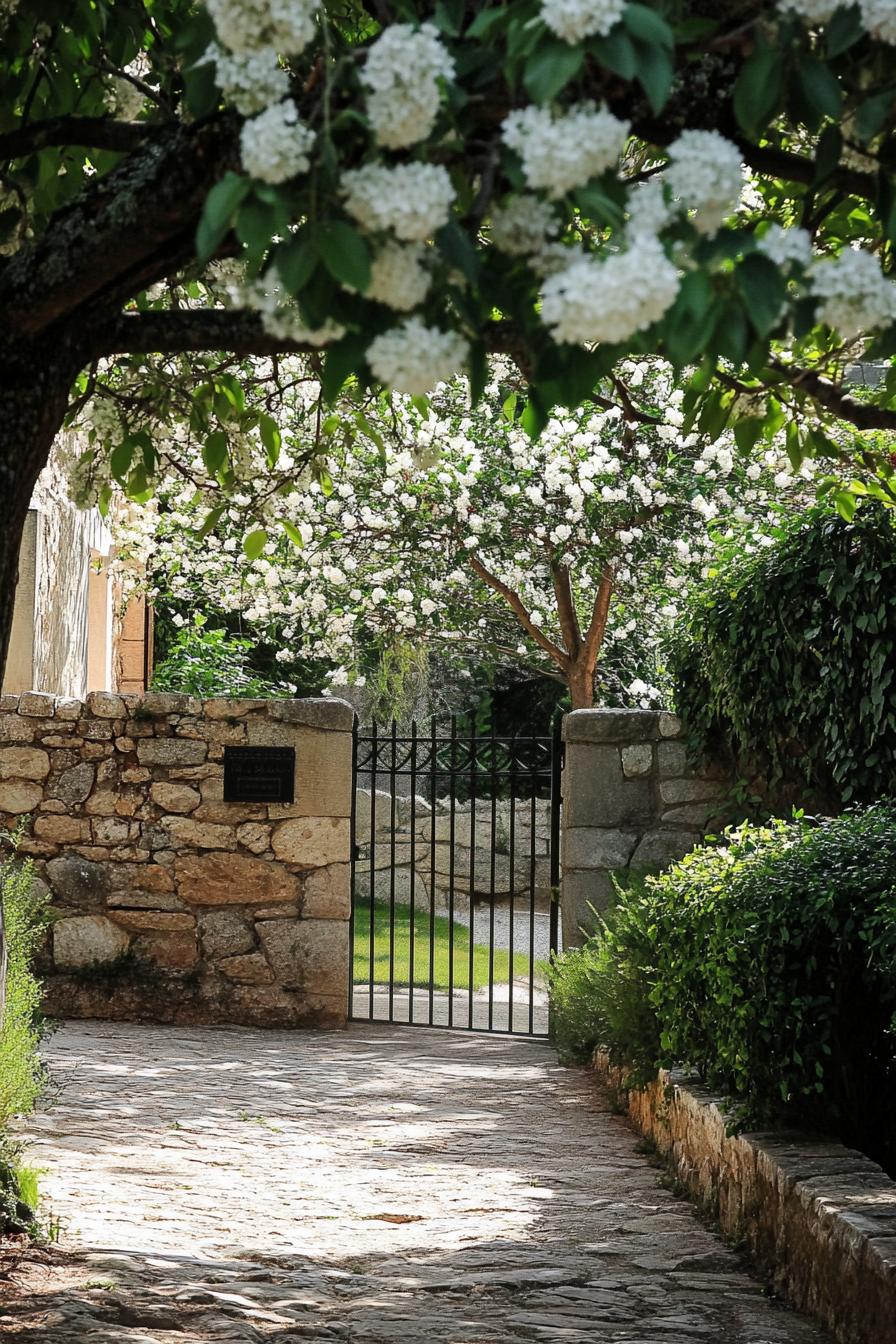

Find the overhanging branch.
[{"left": 0, "top": 116, "right": 165, "bottom": 161}]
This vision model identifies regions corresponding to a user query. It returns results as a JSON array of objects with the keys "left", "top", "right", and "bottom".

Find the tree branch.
[
  {"left": 468, "top": 554, "right": 570, "bottom": 671},
  {"left": 550, "top": 560, "right": 583, "bottom": 660},
  {"left": 0, "top": 116, "right": 164, "bottom": 161},
  {"left": 582, "top": 569, "right": 614, "bottom": 670},
  {"left": 771, "top": 359, "right": 896, "bottom": 431}
]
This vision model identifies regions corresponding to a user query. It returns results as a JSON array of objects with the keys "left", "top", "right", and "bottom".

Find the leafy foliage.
[
  {"left": 668, "top": 502, "right": 896, "bottom": 807},
  {"left": 151, "top": 618, "right": 293, "bottom": 698},
  {"left": 549, "top": 808, "right": 896, "bottom": 1175}
]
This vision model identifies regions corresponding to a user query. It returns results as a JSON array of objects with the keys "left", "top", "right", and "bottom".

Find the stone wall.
[
  {"left": 354, "top": 790, "right": 553, "bottom": 913},
  {"left": 0, "top": 692, "right": 353, "bottom": 1028},
  {"left": 561, "top": 708, "right": 730, "bottom": 947}
]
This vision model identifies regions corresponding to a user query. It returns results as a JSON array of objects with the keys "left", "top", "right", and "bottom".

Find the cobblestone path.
[{"left": 0, "top": 1022, "right": 831, "bottom": 1343}]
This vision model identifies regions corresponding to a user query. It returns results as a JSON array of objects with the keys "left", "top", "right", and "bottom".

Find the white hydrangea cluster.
[
  {"left": 240, "top": 101, "right": 314, "bottom": 184},
  {"left": 367, "top": 318, "right": 469, "bottom": 395},
  {"left": 342, "top": 163, "right": 455, "bottom": 241},
  {"left": 625, "top": 179, "right": 670, "bottom": 240},
  {"left": 810, "top": 247, "right": 896, "bottom": 339},
  {"left": 665, "top": 129, "right": 742, "bottom": 235},
  {"left": 360, "top": 23, "right": 454, "bottom": 150},
  {"left": 539, "top": 240, "right": 679, "bottom": 345},
  {"left": 241, "top": 276, "right": 345, "bottom": 345},
  {"left": 501, "top": 102, "right": 630, "bottom": 199},
  {"left": 206, "top": 0, "right": 316, "bottom": 55},
  {"left": 208, "top": 44, "right": 288, "bottom": 114},
  {"left": 540, "top": 0, "right": 626, "bottom": 42},
  {"left": 365, "top": 242, "right": 432, "bottom": 311},
  {"left": 489, "top": 195, "right": 560, "bottom": 256},
  {"left": 860, "top": 0, "right": 896, "bottom": 43},
  {"left": 756, "top": 224, "right": 813, "bottom": 270}
]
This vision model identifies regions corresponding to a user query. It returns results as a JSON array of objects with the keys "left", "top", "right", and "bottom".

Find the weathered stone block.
[
  {"left": 150, "top": 782, "right": 201, "bottom": 814},
  {"left": 0, "top": 779, "right": 43, "bottom": 813},
  {"left": 630, "top": 829, "right": 699, "bottom": 872},
  {"left": 176, "top": 851, "right": 299, "bottom": 906},
  {"left": 661, "top": 801, "right": 721, "bottom": 826},
  {"left": 621, "top": 744, "right": 653, "bottom": 778},
  {"left": 236, "top": 821, "right": 271, "bottom": 855},
  {"left": 256, "top": 916, "right": 348, "bottom": 994},
  {"left": 163, "top": 817, "right": 237, "bottom": 851},
  {"left": 353, "top": 866, "right": 426, "bottom": 909},
  {"left": 217, "top": 952, "right": 274, "bottom": 984},
  {"left": 17, "top": 692, "right": 55, "bottom": 718},
  {"left": 202, "top": 698, "right": 269, "bottom": 720},
  {"left": 300, "top": 863, "right": 349, "bottom": 920},
  {"left": 46, "top": 855, "right": 111, "bottom": 910},
  {"left": 0, "top": 714, "right": 35, "bottom": 743},
  {"left": 139, "top": 692, "right": 202, "bottom": 716},
  {"left": 563, "top": 744, "right": 654, "bottom": 829},
  {"left": 660, "top": 777, "right": 726, "bottom": 805},
  {"left": 563, "top": 828, "right": 638, "bottom": 871},
  {"left": 266, "top": 697, "right": 354, "bottom": 732},
  {"left": 52, "top": 762, "right": 96, "bottom": 807},
  {"left": 137, "top": 738, "right": 208, "bottom": 767},
  {"left": 114, "top": 910, "right": 195, "bottom": 930},
  {"left": 86, "top": 691, "right": 127, "bottom": 719},
  {"left": 34, "top": 814, "right": 85, "bottom": 843},
  {"left": 192, "top": 801, "right": 266, "bottom": 825},
  {"left": 271, "top": 816, "right": 350, "bottom": 867},
  {"left": 268, "top": 727, "right": 353, "bottom": 818},
  {"left": 0, "top": 746, "right": 50, "bottom": 781},
  {"left": 658, "top": 711, "right": 682, "bottom": 738},
  {"left": 53, "top": 698, "right": 84, "bottom": 721},
  {"left": 657, "top": 741, "right": 688, "bottom": 776},
  {"left": 84, "top": 789, "right": 120, "bottom": 816},
  {"left": 133, "top": 930, "right": 198, "bottom": 968},
  {"left": 563, "top": 709, "right": 662, "bottom": 745},
  {"left": 560, "top": 870, "right": 615, "bottom": 948},
  {"left": 54, "top": 914, "right": 130, "bottom": 968},
  {"left": 115, "top": 736, "right": 136, "bottom": 753},
  {"left": 121, "top": 767, "right": 152, "bottom": 784},
  {"left": 198, "top": 908, "right": 256, "bottom": 959},
  {"left": 91, "top": 817, "right": 134, "bottom": 846}
]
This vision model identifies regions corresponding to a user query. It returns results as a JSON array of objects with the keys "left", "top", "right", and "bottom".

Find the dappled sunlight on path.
[{"left": 0, "top": 1023, "right": 831, "bottom": 1342}]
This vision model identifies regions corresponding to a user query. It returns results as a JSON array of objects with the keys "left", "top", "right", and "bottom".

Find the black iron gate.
[{"left": 349, "top": 717, "right": 562, "bottom": 1036}]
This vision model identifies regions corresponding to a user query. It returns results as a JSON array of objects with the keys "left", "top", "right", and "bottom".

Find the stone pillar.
[{"left": 560, "top": 709, "right": 730, "bottom": 948}]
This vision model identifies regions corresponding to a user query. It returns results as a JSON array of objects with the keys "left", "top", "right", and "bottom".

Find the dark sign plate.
[{"left": 223, "top": 746, "right": 296, "bottom": 803}]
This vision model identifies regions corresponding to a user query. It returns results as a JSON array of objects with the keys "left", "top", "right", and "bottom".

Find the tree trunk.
[{"left": 568, "top": 657, "right": 596, "bottom": 709}]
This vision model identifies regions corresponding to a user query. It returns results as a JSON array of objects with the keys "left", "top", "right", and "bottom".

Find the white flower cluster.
[
  {"left": 810, "top": 247, "right": 896, "bottom": 339},
  {"left": 208, "top": 44, "right": 288, "bottom": 114},
  {"left": 367, "top": 319, "right": 469, "bottom": 395},
  {"left": 360, "top": 23, "right": 454, "bottom": 150},
  {"left": 780, "top": 0, "right": 896, "bottom": 42},
  {"left": 625, "top": 179, "right": 670, "bottom": 240},
  {"left": 342, "top": 163, "right": 455, "bottom": 241},
  {"left": 665, "top": 129, "right": 742, "bottom": 235},
  {"left": 366, "top": 242, "right": 431, "bottom": 311},
  {"left": 540, "top": 0, "right": 626, "bottom": 43},
  {"left": 241, "top": 276, "right": 345, "bottom": 346},
  {"left": 756, "top": 224, "right": 812, "bottom": 270},
  {"left": 502, "top": 102, "right": 630, "bottom": 199},
  {"left": 240, "top": 101, "right": 315, "bottom": 184},
  {"left": 540, "top": 239, "right": 679, "bottom": 345},
  {"left": 489, "top": 195, "right": 559, "bottom": 256},
  {"left": 860, "top": 0, "right": 896, "bottom": 43},
  {"left": 206, "top": 0, "right": 316, "bottom": 55}
]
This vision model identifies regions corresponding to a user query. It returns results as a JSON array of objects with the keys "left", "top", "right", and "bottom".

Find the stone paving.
[{"left": 0, "top": 1021, "right": 832, "bottom": 1343}]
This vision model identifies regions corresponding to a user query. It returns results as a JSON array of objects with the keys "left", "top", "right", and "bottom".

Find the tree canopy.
[{"left": 3, "top": 0, "right": 896, "bottom": 673}]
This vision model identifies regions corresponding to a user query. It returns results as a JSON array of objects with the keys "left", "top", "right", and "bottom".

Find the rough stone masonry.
[{"left": 0, "top": 692, "right": 353, "bottom": 1027}]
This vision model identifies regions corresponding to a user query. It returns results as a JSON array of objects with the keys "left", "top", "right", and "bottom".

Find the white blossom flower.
[
  {"left": 625, "top": 179, "right": 670, "bottom": 240},
  {"left": 365, "top": 241, "right": 431, "bottom": 311},
  {"left": 666, "top": 130, "right": 742, "bottom": 235},
  {"left": 860, "top": 0, "right": 896, "bottom": 42},
  {"left": 501, "top": 102, "right": 630, "bottom": 199},
  {"left": 756, "top": 224, "right": 812, "bottom": 270},
  {"left": 490, "top": 195, "right": 560, "bottom": 256},
  {"left": 539, "top": 239, "right": 679, "bottom": 345},
  {"left": 421, "top": 597, "right": 438, "bottom": 616},
  {"left": 810, "top": 248, "right": 896, "bottom": 338},
  {"left": 360, "top": 23, "right": 454, "bottom": 149},
  {"left": 367, "top": 318, "right": 470, "bottom": 395},
  {"left": 342, "top": 163, "right": 455, "bottom": 242},
  {"left": 540, "top": 0, "right": 626, "bottom": 43},
  {"left": 207, "top": 44, "right": 288, "bottom": 115},
  {"left": 240, "top": 101, "right": 315, "bottom": 184},
  {"left": 206, "top": 0, "right": 316, "bottom": 55}
]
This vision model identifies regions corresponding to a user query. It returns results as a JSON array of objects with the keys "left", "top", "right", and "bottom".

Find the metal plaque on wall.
[{"left": 223, "top": 746, "right": 296, "bottom": 803}]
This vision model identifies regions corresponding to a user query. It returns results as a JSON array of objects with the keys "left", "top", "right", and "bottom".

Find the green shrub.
[
  {"left": 151, "top": 618, "right": 292, "bottom": 698},
  {"left": 668, "top": 502, "right": 896, "bottom": 807},
  {"left": 1, "top": 837, "right": 51, "bottom": 1235},
  {"left": 550, "top": 805, "right": 896, "bottom": 1175}
]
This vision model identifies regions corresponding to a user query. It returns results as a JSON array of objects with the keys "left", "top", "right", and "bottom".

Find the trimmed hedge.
[
  {"left": 668, "top": 503, "right": 896, "bottom": 807},
  {"left": 549, "top": 804, "right": 896, "bottom": 1175}
]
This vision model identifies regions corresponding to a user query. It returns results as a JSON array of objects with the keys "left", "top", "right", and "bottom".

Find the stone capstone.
[
  {"left": 17, "top": 692, "right": 55, "bottom": 718},
  {"left": 86, "top": 691, "right": 127, "bottom": 719},
  {"left": 176, "top": 852, "right": 299, "bottom": 906},
  {"left": 53, "top": 914, "right": 131, "bottom": 969}
]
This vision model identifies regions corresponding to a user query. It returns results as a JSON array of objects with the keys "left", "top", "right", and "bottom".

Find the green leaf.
[
  {"left": 733, "top": 48, "right": 784, "bottom": 135},
  {"left": 523, "top": 39, "right": 584, "bottom": 103},
  {"left": 736, "top": 253, "right": 788, "bottom": 336},
  {"left": 592, "top": 27, "right": 638, "bottom": 80},
  {"left": 195, "top": 504, "right": 226, "bottom": 540},
  {"left": 277, "top": 232, "right": 317, "bottom": 294},
  {"left": 855, "top": 90, "right": 893, "bottom": 143},
  {"left": 109, "top": 440, "right": 134, "bottom": 482},
  {"left": 623, "top": 3, "right": 674, "bottom": 48},
  {"left": 196, "top": 172, "right": 250, "bottom": 265},
  {"left": 825, "top": 5, "right": 864, "bottom": 56},
  {"left": 521, "top": 390, "right": 549, "bottom": 438},
  {"left": 278, "top": 518, "right": 304, "bottom": 548},
  {"left": 436, "top": 220, "right": 480, "bottom": 282},
  {"left": 323, "top": 332, "right": 368, "bottom": 403},
  {"left": 796, "top": 56, "right": 842, "bottom": 121},
  {"left": 468, "top": 342, "right": 489, "bottom": 406},
  {"left": 242, "top": 528, "right": 268, "bottom": 561},
  {"left": 833, "top": 488, "right": 857, "bottom": 521},
  {"left": 733, "top": 416, "right": 765, "bottom": 453},
  {"left": 466, "top": 6, "right": 507, "bottom": 38},
  {"left": 259, "top": 414, "right": 281, "bottom": 467},
  {"left": 634, "top": 40, "right": 674, "bottom": 115},
  {"left": 202, "top": 430, "right": 229, "bottom": 475},
  {"left": 316, "top": 221, "right": 371, "bottom": 292}
]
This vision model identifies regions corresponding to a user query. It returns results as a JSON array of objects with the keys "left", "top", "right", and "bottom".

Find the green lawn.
[{"left": 352, "top": 898, "right": 539, "bottom": 991}]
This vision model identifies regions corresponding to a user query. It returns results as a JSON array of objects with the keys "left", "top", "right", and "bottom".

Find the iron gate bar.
[{"left": 350, "top": 715, "right": 563, "bottom": 1037}]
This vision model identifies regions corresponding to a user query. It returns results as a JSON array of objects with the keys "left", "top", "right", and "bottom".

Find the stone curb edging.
[{"left": 592, "top": 1052, "right": 896, "bottom": 1344}]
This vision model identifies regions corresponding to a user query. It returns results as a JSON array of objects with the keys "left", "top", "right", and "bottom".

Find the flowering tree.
[
  {"left": 94, "top": 360, "right": 812, "bottom": 709},
  {"left": 4, "top": 0, "right": 896, "bottom": 684}
]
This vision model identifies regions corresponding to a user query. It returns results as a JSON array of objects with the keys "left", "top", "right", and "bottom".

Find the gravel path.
[{"left": 0, "top": 1021, "right": 831, "bottom": 1343}]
